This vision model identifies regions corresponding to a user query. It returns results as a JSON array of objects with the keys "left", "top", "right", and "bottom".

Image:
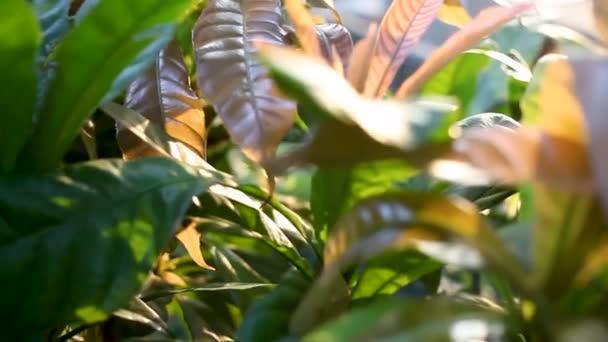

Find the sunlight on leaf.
[
  {"left": 396, "top": 3, "right": 531, "bottom": 98},
  {"left": 438, "top": 0, "right": 471, "bottom": 27},
  {"left": 193, "top": 0, "right": 296, "bottom": 162},
  {"left": 176, "top": 222, "right": 215, "bottom": 270},
  {"left": 364, "top": 0, "right": 443, "bottom": 98}
]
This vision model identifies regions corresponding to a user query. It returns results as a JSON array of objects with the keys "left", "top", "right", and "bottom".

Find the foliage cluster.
[{"left": 3, "top": 0, "right": 608, "bottom": 341}]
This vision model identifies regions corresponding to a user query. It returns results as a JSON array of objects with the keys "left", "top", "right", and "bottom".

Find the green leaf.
[
  {"left": 421, "top": 52, "right": 491, "bottom": 117},
  {"left": 303, "top": 297, "right": 510, "bottom": 341},
  {"left": 142, "top": 283, "right": 277, "bottom": 301},
  {"left": 21, "top": 0, "right": 191, "bottom": 172},
  {"left": 311, "top": 160, "right": 417, "bottom": 242},
  {"left": 238, "top": 269, "right": 311, "bottom": 342},
  {"left": 0, "top": 158, "right": 229, "bottom": 334},
  {"left": 292, "top": 192, "right": 528, "bottom": 335},
  {"left": 0, "top": 0, "right": 40, "bottom": 173},
  {"left": 351, "top": 251, "right": 441, "bottom": 299}
]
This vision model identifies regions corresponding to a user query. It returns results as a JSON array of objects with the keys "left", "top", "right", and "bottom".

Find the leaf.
[
  {"left": 20, "top": 0, "right": 191, "bottom": 172},
  {"left": 306, "top": 0, "right": 341, "bottom": 23},
  {"left": 363, "top": 0, "right": 443, "bottom": 98},
  {"left": 571, "top": 57, "right": 608, "bottom": 219},
  {"left": 117, "top": 40, "right": 207, "bottom": 160},
  {"left": 32, "top": 0, "right": 70, "bottom": 115},
  {"left": 521, "top": 54, "right": 586, "bottom": 144},
  {"left": 311, "top": 160, "right": 418, "bottom": 242},
  {"left": 142, "top": 283, "right": 276, "bottom": 301},
  {"left": 430, "top": 126, "right": 593, "bottom": 192},
  {"left": 292, "top": 193, "right": 526, "bottom": 334},
  {"left": 286, "top": 0, "right": 322, "bottom": 58},
  {"left": 238, "top": 269, "right": 311, "bottom": 342},
  {"left": 421, "top": 52, "right": 491, "bottom": 116},
  {"left": 0, "top": 158, "right": 229, "bottom": 334},
  {"left": 193, "top": 0, "right": 296, "bottom": 162},
  {"left": 176, "top": 222, "right": 214, "bottom": 270},
  {"left": 347, "top": 23, "right": 378, "bottom": 92},
  {"left": 438, "top": 0, "right": 471, "bottom": 27},
  {"left": 257, "top": 46, "right": 457, "bottom": 175},
  {"left": 351, "top": 251, "right": 441, "bottom": 299},
  {"left": 303, "top": 297, "right": 509, "bottom": 341},
  {"left": 315, "top": 23, "right": 354, "bottom": 73},
  {"left": 0, "top": 1, "right": 40, "bottom": 174},
  {"left": 396, "top": 3, "right": 531, "bottom": 98}
]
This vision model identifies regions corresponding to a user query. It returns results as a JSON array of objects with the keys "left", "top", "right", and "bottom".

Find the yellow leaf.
[
  {"left": 176, "top": 222, "right": 215, "bottom": 270},
  {"left": 438, "top": 0, "right": 471, "bottom": 27}
]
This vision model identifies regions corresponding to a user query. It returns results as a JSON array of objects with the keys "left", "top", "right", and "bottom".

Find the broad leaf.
[
  {"left": 257, "top": 46, "right": 457, "bottom": 174},
  {"left": 0, "top": 158, "right": 229, "bottom": 334},
  {"left": 0, "top": 1, "right": 40, "bottom": 173},
  {"left": 421, "top": 52, "right": 491, "bottom": 116},
  {"left": 363, "top": 0, "right": 443, "bottom": 98},
  {"left": 117, "top": 40, "right": 207, "bottom": 160},
  {"left": 292, "top": 193, "right": 526, "bottom": 334},
  {"left": 396, "top": 4, "right": 530, "bottom": 98},
  {"left": 21, "top": 0, "right": 191, "bottom": 172},
  {"left": 303, "top": 297, "right": 510, "bottom": 341},
  {"left": 311, "top": 160, "right": 418, "bottom": 242},
  {"left": 193, "top": 0, "right": 296, "bottom": 162},
  {"left": 315, "top": 23, "right": 354, "bottom": 73}
]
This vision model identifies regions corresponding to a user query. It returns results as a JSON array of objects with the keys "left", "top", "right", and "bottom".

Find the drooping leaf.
[
  {"left": 0, "top": 1, "right": 40, "bottom": 174},
  {"left": 193, "top": 0, "right": 296, "bottom": 162},
  {"left": 438, "top": 0, "right": 471, "bottom": 27},
  {"left": 176, "top": 222, "right": 214, "bottom": 270},
  {"left": 315, "top": 23, "right": 354, "bottom": 73},
  {"left": 117, "top": 40, "right": 207, "bottom": 160},
  {"left": 363, "top": 0, "right": 442, "bottom": 98},
  {"left": 347, "top": 22, "right": 378, "bottom": 92},
  {"left": 303, "top": 297, "right": 510, "bottom": 341},
  {"left": 20, "top": 0, "right": 191, "bottom": 172},
  {"left": 0, "top": 158, "right": 230, "bottom": 334},
  {"left": 257, "top": 46, "right": 457, "bottom": 175},
  {"left": 396, "top": 4, "right": 531, "bottom": 98}
]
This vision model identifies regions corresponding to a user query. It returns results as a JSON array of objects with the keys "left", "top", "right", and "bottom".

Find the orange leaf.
[{"left": 176, "top": 222, "right": 215, "bottom": 270}]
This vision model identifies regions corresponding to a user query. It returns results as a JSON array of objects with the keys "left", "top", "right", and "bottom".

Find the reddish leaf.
[
  {"left": 363, "top": 0, "right": 443, "bottom": 98},
  {"left": 396, "top": 3, "right": 531, "bottom": 98},
  {"left": 193, "top": 0, "right": 296, "bottom": 162}
]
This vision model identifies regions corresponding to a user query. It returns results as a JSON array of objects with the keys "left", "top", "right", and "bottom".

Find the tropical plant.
[{"left": 3, "top": 0, "right": 608, "bottom": 341}]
